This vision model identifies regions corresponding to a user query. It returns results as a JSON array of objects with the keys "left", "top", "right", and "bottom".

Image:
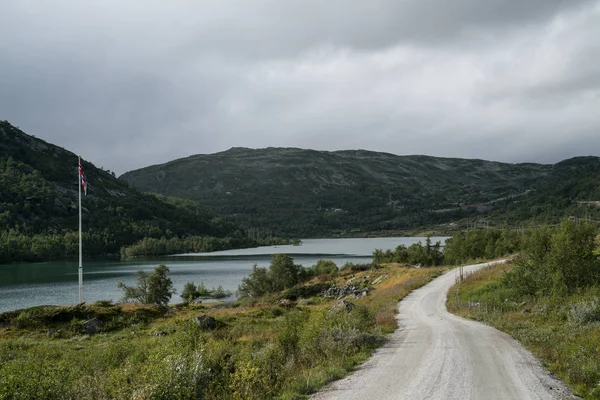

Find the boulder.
[
  {"left": 48, "top": 328, "right": 62, "bottom": 338},
  {"left": 322, "top": 285, "right": 361, "bottom": 299},
  {"left": 81, "top": 318, "right": 102, "bottom": 334},
  {"left": 277, "top": 299, "right": 295, "bottom": 308},
  {"left": 329, "top": 300, "right": 356, "bottom": 315},
  {"left": 371, "top": 274, "right": 388, "bottom": 285},
  {"left": 194, "top": 315, "right": 216, "bottom": 330}
]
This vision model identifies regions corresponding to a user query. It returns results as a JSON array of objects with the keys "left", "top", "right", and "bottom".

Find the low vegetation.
[
  {"left": 448, "top": 220, "right": 600, "bottom": 399},
  {"left": 0, "top": 257, "right": 443, "bottom": 399}
]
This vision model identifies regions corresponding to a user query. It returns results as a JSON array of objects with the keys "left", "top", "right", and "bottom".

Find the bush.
[
  {"left": 238, "top": 255, "right": 306, "bottom": 298},
  {"left": 503, "top": 221, "right": 600, "bottom": 296},
  {"left": 568, "top": 299, "right": 600, "bottom": 325},
  {"left": 182, "top": 282, "right": 232, "bottom": 302},
  {"left": 307, "top": 260, "right": 338, "bottom": 276},
  {"left": 181, "top": 282, "right": 200, "bottom": 303}
]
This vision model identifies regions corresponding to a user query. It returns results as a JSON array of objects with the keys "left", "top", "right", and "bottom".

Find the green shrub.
[
  {"left": 503, "top": 221, "right": 600, "bottom": 296},
  {"left": 307, "top": 260, "right": 338, "bottom": 276},
  {"left": 238, "top": 255, "right": 307, "bottom": 298},
  {"left": 181, "top": 282, "right": 200, "bottom": 303},
  {"left": 568, "top": 299, "right": 600, "bottom": 325}
]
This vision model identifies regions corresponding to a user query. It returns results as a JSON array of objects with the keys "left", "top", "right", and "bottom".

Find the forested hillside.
[
  {"left": 121, "top": 147, "right": 600, "bottom": 236},
  {"left": 0, "top": 121, "right": 254, "bottom": 262}
]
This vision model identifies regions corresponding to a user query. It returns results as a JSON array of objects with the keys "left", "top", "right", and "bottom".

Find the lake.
[{"left": 0, "top": 237, "right": 448, "bottom": 313}]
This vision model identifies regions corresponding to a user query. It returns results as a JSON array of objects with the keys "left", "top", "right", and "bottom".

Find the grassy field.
[
  {"left": 0, "top": 265, "right": 443, "bottom": 400},
  {"left": 448, "top": 263, "right": 600, "bottom": 399}
]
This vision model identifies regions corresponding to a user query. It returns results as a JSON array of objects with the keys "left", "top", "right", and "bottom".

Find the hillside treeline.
[
  {"left": 0, "top": 153, "right": 251, "bottom": 263},
  {"left": 373, "top": 229, "right": 523, "bottom": 266},
  {"left": 119, "top": 235, "right": 294, "bottom": 259}
]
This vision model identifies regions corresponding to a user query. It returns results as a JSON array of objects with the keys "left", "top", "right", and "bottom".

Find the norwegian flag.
[{"left": 78, "top": 158, "right": 88, "bottom": 196}]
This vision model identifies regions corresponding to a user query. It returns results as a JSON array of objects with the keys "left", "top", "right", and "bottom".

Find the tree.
[
  {"left": 181, "top": 282, "right": 200, "bottom": 303},
  {"left": 148, "top": 264, "right": 176, "bottom": 305},
  {"left": 309, "top": 260, "right": 338, "bottom": 276},
  {"left": 238, "top": 264, "right": 272, "bottom": 298},
  {"left": 269, "top": 254, "right": 303, "bottom": 290},
  {"left": 118, "top": 270, "right": 150, "bottom": 303},
  {"left": 119, "top": 264, "right": 175, "bottom": 305}
]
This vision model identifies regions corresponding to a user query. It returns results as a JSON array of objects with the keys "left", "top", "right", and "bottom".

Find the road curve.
[{"left": 312, "top": 261, "right": 577, "bottom": 400}]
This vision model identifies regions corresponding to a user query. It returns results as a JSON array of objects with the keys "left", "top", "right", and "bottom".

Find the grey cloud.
[{"left": 0, "top": 0, "right": 599, "bottom": 173}]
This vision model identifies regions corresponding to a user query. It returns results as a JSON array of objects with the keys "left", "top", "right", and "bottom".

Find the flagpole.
[{"left": 78, "top": 156, "right": 83, "bottom": 303}]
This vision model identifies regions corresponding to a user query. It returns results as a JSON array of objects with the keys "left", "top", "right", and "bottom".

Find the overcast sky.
[{"left": 1, "top": 1, "right": 599, "bottom": 174}]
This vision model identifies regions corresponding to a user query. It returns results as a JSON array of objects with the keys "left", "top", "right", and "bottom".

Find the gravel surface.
[{"left": 311, "top": 261, "right": 578, "bottom": 400}]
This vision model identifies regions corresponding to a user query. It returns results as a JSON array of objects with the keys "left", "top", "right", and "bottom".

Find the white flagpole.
[{"left": 78, "top": 156, "right": 83, "bottom": 303}]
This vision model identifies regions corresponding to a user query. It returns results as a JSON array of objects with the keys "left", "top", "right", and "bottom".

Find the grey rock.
[
  {"left": 322, "top": 285, "right": 362, "bottom": 299},
  {"left": 48, "top": 328, "right": 62, "bottom": 337},
  {"left": 372, "top": 274, "right": 388, "bottom": 285},
  {"left": 81, "top": 318, "right": 102, "bottom": 334},
  {"left": 329, "top": 300, "right": 356, "bottom": 314},
  {"left": 195, "top": 314, "right": 217, "bottom": 330},
  {"left": 277, "top": 299, "right": 295, "bottom": 308}
]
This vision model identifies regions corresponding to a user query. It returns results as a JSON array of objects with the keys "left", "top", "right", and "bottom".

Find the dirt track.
[{"left": 311, "top": 261, "right": 577, "bottom": 400}]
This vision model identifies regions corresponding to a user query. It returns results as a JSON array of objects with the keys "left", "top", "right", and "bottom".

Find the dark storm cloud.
[{"left": 0, "top": 0, "right": 599, "bottom": 173}]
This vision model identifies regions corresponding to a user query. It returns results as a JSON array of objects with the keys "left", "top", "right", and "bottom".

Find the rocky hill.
[
  {"left": 120, "top": 147, "right": 600, "bottom": 236},
  {"left": 0, "top": 121, "right": 246, "bottom": 262}
]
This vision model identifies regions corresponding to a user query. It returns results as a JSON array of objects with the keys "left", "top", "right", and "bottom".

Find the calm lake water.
[{"left": 0, "top": 237, "right": 448, "bottom": 313}]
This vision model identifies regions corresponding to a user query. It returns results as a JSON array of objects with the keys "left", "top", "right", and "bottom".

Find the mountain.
[
  {"left": 0, "top": 121, "right": 249, "bottom": 263},
  {"left": 120, "top": 147, "right": 600, "bottom": 236}
]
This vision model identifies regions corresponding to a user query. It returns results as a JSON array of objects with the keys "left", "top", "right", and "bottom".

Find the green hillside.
[
  {"left": 0, "top": 121, "right": 254, "bottom": 263},
  {"left": 121, "top": 147, "right": 600, "bottom": 236}
]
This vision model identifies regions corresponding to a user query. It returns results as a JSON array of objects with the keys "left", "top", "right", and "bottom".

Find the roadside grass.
[
  {"left": 447, "top": 263, "right": 600, "bottom": 399},
  {"left": 0, "top": 265, "right": 443, "bottom": 399}
]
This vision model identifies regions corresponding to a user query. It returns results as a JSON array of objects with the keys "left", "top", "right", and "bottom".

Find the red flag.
[{"left": 78, "top": 159, "right": 88, "bottom": 196}]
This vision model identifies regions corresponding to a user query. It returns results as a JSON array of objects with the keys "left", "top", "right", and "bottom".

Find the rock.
[
  {"left": 371, "top": 276, "right": 383, "bottom": 285},
  {"left": 81, "top": 318, "right": 102, "bottom": 334},
  {"left": 322, "top": 285, "right": 364, "bottom": 299},
  {"left": 194, "top": 315, "right": 217, "bottom": 330},
  {"left": 48, "top": 328, "right": 62, "bottom": 337},
  {"left": 329, "top": 300, "right": 356, "bottom": 314},
  {"left": 277, "top": 299, "right": 295, "bottom": 308}
]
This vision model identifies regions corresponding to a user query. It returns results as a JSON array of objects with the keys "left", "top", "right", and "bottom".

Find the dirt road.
[{"left": 311, "top": 261, "right": 577, "bottom": 400}]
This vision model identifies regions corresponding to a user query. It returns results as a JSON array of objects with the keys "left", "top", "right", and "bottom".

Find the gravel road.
[{"left": 311, "top": 261, "right": 578, "bottom": 400}]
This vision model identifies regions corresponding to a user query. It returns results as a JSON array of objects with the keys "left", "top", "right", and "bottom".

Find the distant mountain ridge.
[
  {"left": 0, "top": 121, "right": 247, "bottom": 262},
  {"left": 121, "top": 147, "right": 600, "bottom": 236}
]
